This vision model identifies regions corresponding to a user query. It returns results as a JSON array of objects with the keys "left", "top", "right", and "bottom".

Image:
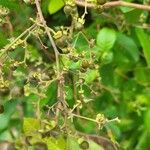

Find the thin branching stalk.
[
  {"left": 34, "top": 0, "right": 60, "bottom": 74},
  {"left": 0, "top": 24, "right": 36, "bottom": 57},
  {"left": 75, "top": 0, "right": 150, "bottom": 11},
  {"left": 35, "top": 0, "right": 68, "bottom": 122}
]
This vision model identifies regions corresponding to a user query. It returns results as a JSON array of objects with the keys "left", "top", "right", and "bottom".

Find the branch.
[
  {"left": 0, "top": 24, "right": 36, "bottom": 57},
  {"left": 35, "top": 0, "right": 68, "bottom": 122},
  {"left": 34, "top": 0, "right": 60, "bottom": 73},
  {"left": 75, "top": 0, "right": 150, "bottom": 11}
]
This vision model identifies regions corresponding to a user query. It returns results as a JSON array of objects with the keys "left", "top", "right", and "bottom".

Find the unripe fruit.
[
  {"left": 63, "top": 5, "right": 72, "bottom": 15},
  {"left": 63, "top": 5, "right": 77, "bottom": 15},
  {"left": 55, "top": 36, "right": 68, "bottom": 49},
  {"left": 74, "top": 22, "right": 84, "bottom": 31},
  {"left": 81, "top": 60, "right": 89, "bottom": 69},
  {"left": 79, "top": 141, "right": 89, "bottom": 149}
]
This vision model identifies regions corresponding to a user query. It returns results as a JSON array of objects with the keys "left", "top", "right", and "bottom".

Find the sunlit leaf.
[
  {"left": 23, "top": 118, "right": 40, "bottom": 136},
  {"left": 48, "top": 0, "right": 65, "bottom": 14},
  {"left": 96, "top": 28, "right": 116, "bottom": 52}
]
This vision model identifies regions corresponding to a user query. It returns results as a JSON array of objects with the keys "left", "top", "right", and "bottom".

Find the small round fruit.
[
  {"left": 81, "top": 60, "right": 89, "bottom": 69},
  {"left": 55, "top": 36, "right": 68, "bottom": 49},
  {"left": 74, "top": 22, "right": 84, "bottom": 31},
  {"left": 63, "top": 5, "right": 72, "bottom": 15},
  {"left": 79, "top": 141, "right": 89, "bottom": 149}
]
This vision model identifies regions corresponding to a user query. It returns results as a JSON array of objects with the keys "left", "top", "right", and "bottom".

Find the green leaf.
[
  {"left": 96, "top": 28, "right": 116, "bottom": 52},
  {"left": 134, "top": 68, "right": 150, "bottom": 86},
  {"left": 135, "top": 28, "right": 150, "bottom": 67},
  {"left": 135, "top": 131, "right": 150, "bottom": 150},
  {"left": 144, "top": 108, "right": 150, "bottom": 131},
  {"left": 0, "top": 114, "right": 10, "bottom": 132},
  {"left": 101, "top": 51, "right": 114, "bottom": 64},
  {"left": 124, "top": 9, "right": 142, "bottom": 24},
  {"left": 48, "top": 0, "right": 65, "bottom": 14},
  {"left": 120, "top": 7, "right": 134, "bottom": 13},
  {"left": 89, "top": 140, "right": 104, "bottom": 150},
  {"left": 67, "top": 137, "right": 80, "bottom": 150},
  {"left": 23, "top": 118, "right": 40, "bottom": 136},
  {"left": 43, "top": 138, "right": 62, "bottom": 150},
  {"left": 85, "top": 70, "right": 99, "bottom": 84},
  {"left": 65, "top": 86, "right": 74, "bottom": 107},
  {"left": 114, "top": 33, "right": 139, "bottom": 63},
  {"left": 0, "top": 0, "right": 19, "bottom": 10},
  {"left": 0, "top": 130, "right": 12, "bottom": 141}
]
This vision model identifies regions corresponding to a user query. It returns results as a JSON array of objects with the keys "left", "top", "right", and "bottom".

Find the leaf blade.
[
  {"left": 135, "top": 28, "right": 150, "bottom": 67},
  {"left": 96, "top": 28, "right": 116, "bottom": 52},
  {"left": 48, "top": 0, "right": 65, "bottom": 14}
]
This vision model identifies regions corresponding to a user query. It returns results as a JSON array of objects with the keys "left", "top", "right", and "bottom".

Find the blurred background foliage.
[{"left": 0, "top": 0, "right": 150, "bottom": 150}]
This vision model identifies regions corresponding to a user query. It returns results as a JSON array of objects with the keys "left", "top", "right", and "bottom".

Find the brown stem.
[
  {"left": 35, "top": 0, "right": 65, "bottom": 122},
  {"left": 35, "top": 0, "right": 60, "bottom": 74},
  {"left": 75, "top": 0, "right": 150, "bottom": 11}
]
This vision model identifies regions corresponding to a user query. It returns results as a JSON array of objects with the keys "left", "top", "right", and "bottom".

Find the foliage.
[{"left": 0, "top": 0, "right": 150, "bottom": 150}]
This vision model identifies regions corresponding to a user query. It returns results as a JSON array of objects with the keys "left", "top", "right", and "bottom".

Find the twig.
[
  {"left": 72, "top": 113, "right": 98, "bottom": 123},
  {"left": 75, "top": 0, "right": 150, "bottom": 11},
  {"left": 72, "top": 113, "right": 120, "bottom": 124},
  {"left": 35, "top": 0, "right": 68, "bottom": 123},
  {"left": 34, "top": 0, "right": 60, "bottom": 73},
  {"left": 0, "top": 24, "right": 36, "bottom": 57}
]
